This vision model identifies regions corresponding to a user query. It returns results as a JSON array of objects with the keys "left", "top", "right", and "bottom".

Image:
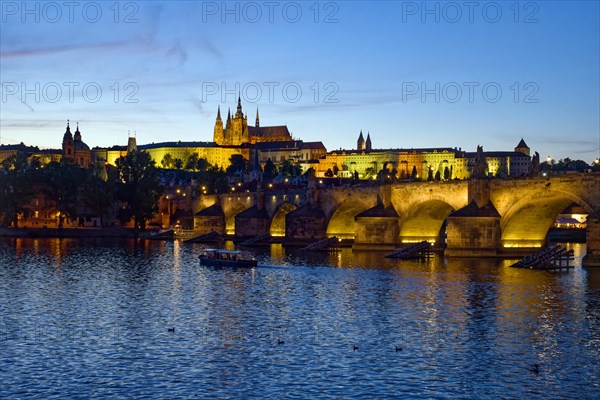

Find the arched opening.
[
  {"left": 548, "top": 203, "right": 588, "bottom": 242},
  {"left": 326, "top": 202, "right": 371, "bottom": 239},
  {"left": 399, "top": 199, "right": 454, "bottom": 244},
  {"left": 269, "top": 203, "right": 297, "bottom": 237},
  {"left": 225, "top": 203, "right": 249, "bottom": 236},
  {"left": 501, "top": 194, "right": 592, "bottom": 248}
]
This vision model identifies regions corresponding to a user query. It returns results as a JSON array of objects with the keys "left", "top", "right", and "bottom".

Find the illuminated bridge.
[{"left": 191, "top": 173, "right": 600, "bottom": 262}]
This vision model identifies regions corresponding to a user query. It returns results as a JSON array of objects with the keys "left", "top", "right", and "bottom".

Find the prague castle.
[
  {"left": 0, "top": 100, "right": 535, "bottom": 180},
  {"left": 92, "top": 98, "right": 325, "bottom": 169},
  {"left": 214, "top": 97, "right": 293, "bottom": 145}
]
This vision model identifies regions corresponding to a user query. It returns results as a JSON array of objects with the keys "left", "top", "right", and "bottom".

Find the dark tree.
[
  {"left": 0, "top": 151, "right": 35, "bottom": 227},
  {"left": 411, "top": 165, "right": 418, "bottom": 180},
  {"left": 365, "top": 167, "right": 377, "bottom": 179},
  {"left": 80, "top": 165, "right": 117, "bottom": 227},
  {"left": 161, "top": 153, "right": 174, "bottom": 169},
  {"left": 324, "top": 168, "right": 334, "bottom": 178},
  {"left": 279, "top": 159, "right": 302, "bottom": 177},
  {"left": 443, "top": 166, "right": 450, "bottom": 180},
  {"left": 435, "top": 171, "right": 441, "bottom": 181},
  {"left": 333, "top": 165, "right": 339, "bottom": 176},
  {"left": 42, "top": 160, "right": 86, "bottom": 229},
  {"left": 263, "top": 158, "right": 277, "bottom": 178},
  {"left": 227, "top": 154, "right": 249, "bottom": 175},
  {"left": 197, "top": 157, "right": 210, "bottom": 172},
  {"left": 116, "top": 150, "right": 163, "bottom": 234},
  {"left": 184, "top": 152, "right": 200, "bottom": 171}
]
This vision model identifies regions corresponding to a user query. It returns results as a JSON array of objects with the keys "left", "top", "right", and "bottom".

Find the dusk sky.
[{"left": 1, "top": 1, "right": 599, "bottom": 162}]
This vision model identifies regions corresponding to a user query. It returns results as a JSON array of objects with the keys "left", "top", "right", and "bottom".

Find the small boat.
[{"left": 199, "top": 249, "right": 258, "bottom": 268}]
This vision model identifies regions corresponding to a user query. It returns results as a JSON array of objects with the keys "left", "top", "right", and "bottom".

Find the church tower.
[
  {"left": 515, "top": 138, "right": 530, "bottom": 156},
  {"left": 357, "top": 130, "right": 365, "bottom": 151},
  {"left": 127, "top": 132, "right": 137, "bottom": 152},
  {"left": 62, "top": 120, "right": 74, "bottom": 160},
  {"left": 74, "top": 122, "right": 82, "bottom": 142},
  {"left": 366, "top": 132, "right": 372, "bottom": 151},
  {"left": 255, "top": 108, "right": 260, "bottom": 127},
  {"left": 213, "top": 105, "right": 224, "bottom": 145},
  {"left": 228, "top": 95, "right": 249, "bottom": 145}
]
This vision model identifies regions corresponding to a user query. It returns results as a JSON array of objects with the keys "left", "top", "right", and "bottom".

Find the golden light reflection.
[
  {"left": 269, "top": 243, "right": 285, "bottom": 261},
  {"left": 502, "top": 242, "right": 544, "bottom": 248},
  {"left": 15, "top": 238, "right": 22, "bottom": 258},
  {"left": 173, "top": 240, "right": 181, "bottom": 270}
]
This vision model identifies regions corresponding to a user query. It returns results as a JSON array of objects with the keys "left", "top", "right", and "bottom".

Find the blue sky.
[{"left": 1, "top": 1, "right": 599, "bottom": 162}]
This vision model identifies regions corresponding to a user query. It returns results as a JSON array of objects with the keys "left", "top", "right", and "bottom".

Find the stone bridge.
[{"left": 190, "top": 173, "right": 600, "bottom": 261}]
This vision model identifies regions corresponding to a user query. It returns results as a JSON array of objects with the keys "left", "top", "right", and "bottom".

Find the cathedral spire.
[
  {"left": 255, "top": 107, "right": 260, "bottom": 127},
  {"left": 357, "top": 130, "right": 365, "bottom": 151},
  {"left": 236, "top": 94, "right": 243, "bottom": 117},
  {"left": 216, "top": 105, "right": 222, "bottom": 121},
  {"left": 227, "top": 107, "right": 231, "bottom": 121}
]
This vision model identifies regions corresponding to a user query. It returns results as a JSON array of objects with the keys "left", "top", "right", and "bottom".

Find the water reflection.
[{"left": 0, "top": 238, "right": 599, "bottom": 399}]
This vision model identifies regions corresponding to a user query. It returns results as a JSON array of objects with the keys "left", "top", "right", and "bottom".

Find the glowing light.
[{"left": 502, "top": 241, "right": 544, "bottom": 248}]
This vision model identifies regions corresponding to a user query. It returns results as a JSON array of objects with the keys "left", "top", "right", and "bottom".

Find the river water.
[{"left": 1, "top": 238, "right": 599, "bottom": 399}]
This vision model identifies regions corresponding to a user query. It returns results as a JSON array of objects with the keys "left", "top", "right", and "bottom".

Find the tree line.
[{"left": 0, "top": 150, "right": 307, "bottom": 231}]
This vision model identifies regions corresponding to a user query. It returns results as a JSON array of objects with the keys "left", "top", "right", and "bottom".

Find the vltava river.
[{"left": 1, "top": 238, "right": 599, "bottom": 399}]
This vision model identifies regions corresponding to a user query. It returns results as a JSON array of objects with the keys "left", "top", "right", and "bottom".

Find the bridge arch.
[
  {"left": 326, "top": 200, "right": 372, "bottom": 239},
  {"left": 500, "top": 188, "right": 593, "bottom": 248},
  {"left": 269, "top": 202, "right": 297, "bottom": 237},
  {"left": 224, "top": 202, "right": 252, "bottom": 235},
  {"left": 398, "top": 199, "right": 454, "bottom": 244}
]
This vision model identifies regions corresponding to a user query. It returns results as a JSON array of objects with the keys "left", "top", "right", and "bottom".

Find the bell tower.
[
  {"left": 357, "top": 130, "right": 365, "bottom": 151},
  {"left": 62, "top": 120, "right": 75, "bottom": 160}
]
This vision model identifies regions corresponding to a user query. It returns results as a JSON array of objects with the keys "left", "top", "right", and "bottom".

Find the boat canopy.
[{"left": 204, "top": 249, "right": 243, "bottom": 255}]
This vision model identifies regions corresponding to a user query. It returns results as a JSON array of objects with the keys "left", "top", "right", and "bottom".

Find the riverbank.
[{"left": 0, "top": 226, "right": 140, "bottom": 239}]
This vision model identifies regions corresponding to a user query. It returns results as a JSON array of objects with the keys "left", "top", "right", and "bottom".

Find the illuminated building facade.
[{"left": 314, "top": 133, "right": 533, "bottom": 180}]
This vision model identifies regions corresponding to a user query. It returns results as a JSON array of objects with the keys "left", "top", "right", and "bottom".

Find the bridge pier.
[
  {"left": 234, "top": 205, "right": 269, "bottom": 240},
  {"left": 445, "top": 201, "right": 502, "bottom": 257},
  {"left": 446, "top": 179, "right": 501, "bottom": 256},
  {"left": 285, "top": 204, "right": 327, "bottom": 243},
  {"left": 583, "top": 211, "right": 600, "bottom": 267},
  {"left": 194, "top": 204, "right": 226, "bottom": 236},
  {"left": 353, "top": 200, "right": 399, "bottom": 250}
]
